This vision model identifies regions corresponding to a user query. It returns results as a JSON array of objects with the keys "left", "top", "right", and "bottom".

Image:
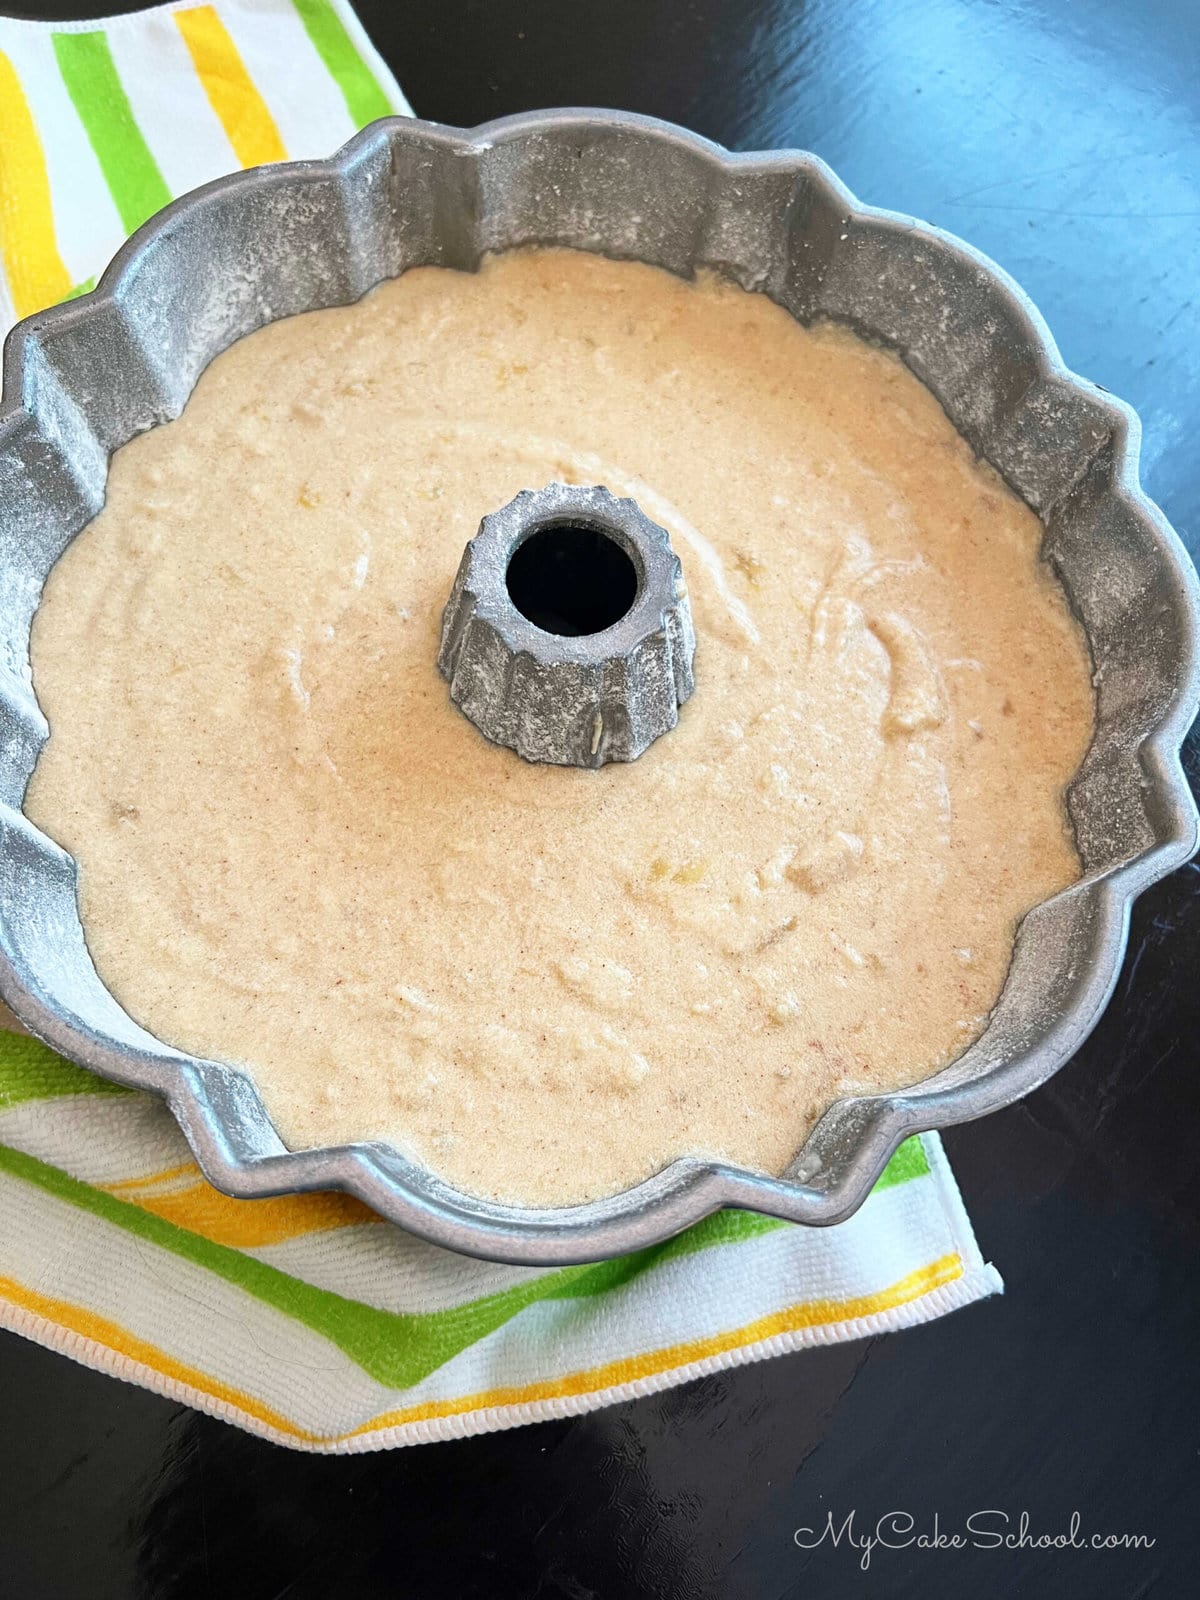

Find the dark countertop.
[{"left": 1, "top": 3, "right": 1198, "bottom": 1596}]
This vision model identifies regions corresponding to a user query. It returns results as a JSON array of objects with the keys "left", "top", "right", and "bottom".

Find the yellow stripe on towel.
[
  {"left": 343, "top": 1253, "right": 968, "bottom": 1438},
  {"left": 0, "top": 1253, "right": 966, "bottom": 1448},
  {"left": 175, "top": 5, "right": 287, "bottom": 168},
  {"left": 100, "top": 1169, "right": 381, "bottom": 1246},
  {"left": 0, "top": 48, "right": 73, "bottom": 318},
  {"left": 0, "top": 1273, "right": 326, "bottom": 1442},
  {"left": 103, "top": 1160, "right": 200, "bottom": 1195}
]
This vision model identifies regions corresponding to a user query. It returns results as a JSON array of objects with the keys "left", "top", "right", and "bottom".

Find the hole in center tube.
[{"left": 505, "top": 522, "right": 638, "bottom": 636}]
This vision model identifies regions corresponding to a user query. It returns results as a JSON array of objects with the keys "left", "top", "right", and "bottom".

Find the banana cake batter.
[{"left": 25, "top": 249, "right": 1094, "bottom": 1205}]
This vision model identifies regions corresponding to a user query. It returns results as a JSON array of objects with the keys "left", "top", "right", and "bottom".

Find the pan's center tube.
[{"left": 437, "top": 484, "right": 696, "bottom": 768}]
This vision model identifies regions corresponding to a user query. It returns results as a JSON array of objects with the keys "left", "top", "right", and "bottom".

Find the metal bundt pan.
[{"left": 1, "top": 112, "right": 1197, "bottom": 1265}]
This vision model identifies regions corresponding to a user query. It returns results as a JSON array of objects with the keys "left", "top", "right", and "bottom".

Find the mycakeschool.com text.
[{"left": 793, "top": 1510, "right": 1156, "bottom": 1572}]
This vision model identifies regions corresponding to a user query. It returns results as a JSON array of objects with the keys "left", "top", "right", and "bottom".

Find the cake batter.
[{"left": 25, "top": 249, "right": 1095, "bottom": 1205}]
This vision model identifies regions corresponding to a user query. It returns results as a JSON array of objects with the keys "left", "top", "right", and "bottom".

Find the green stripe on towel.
[
  {"left": 52, "top": 30, "right": 172, "bottom": 235},
  {"left": 873, "top": 1133, "right": 930, "bottom": 1189},
  {"left": 0, "top": 1032, "right": 128, "bottom": 1109},
  {"left": 292, "top": 0, "right": 392, "bottom": 126}
]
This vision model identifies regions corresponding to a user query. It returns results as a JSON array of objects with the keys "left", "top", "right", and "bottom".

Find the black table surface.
[{"left": 1, "top": 2, "right": 1198, "bottom": 1596}]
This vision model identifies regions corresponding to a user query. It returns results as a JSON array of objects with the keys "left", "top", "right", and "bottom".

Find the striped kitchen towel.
[
  {"left": 0, "top": 1, "right": 1002, "bottom": 1451},
  {"left": 0, "top": 0, "right": 409, "bottom": 327}
]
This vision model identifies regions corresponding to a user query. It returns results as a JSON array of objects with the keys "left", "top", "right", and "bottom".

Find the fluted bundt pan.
[{"left": 0, "top": 112, "right": 1197, "bottom": 1264}]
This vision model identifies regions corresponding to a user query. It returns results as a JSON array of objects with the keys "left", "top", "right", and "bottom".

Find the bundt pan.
[{"left": 0, "top": 112, "right": 1197, "bottom": 1265}]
